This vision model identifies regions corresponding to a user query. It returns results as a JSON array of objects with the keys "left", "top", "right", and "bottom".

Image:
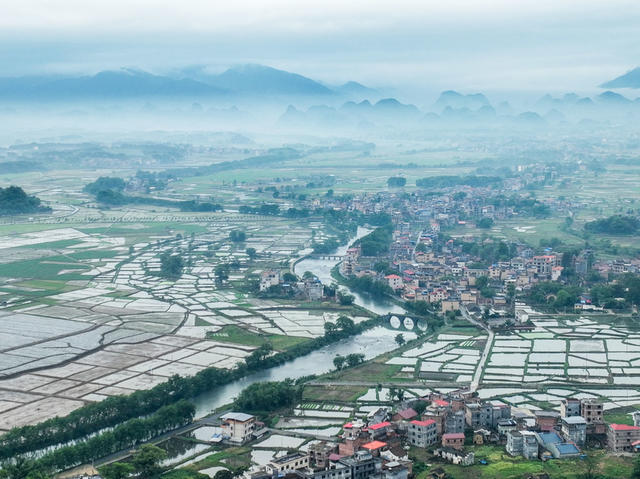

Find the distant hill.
[
  {"left": 333, "top": 81, "right": 379, "bottom": 98},
  {"left": 600, "top": 67, "right": 640, "bottom": 88},
  {"left": 434, "top": 90, "right": 490, "bottom": 111},
  {"left": 0, "top": 64, "right": 379, "bottom": 101},
  {"left": 189, "top": 64, "right": 333, "bottom": 96},
  {"left": 0, "top": 69, "right": 226, "bottom": 100}
]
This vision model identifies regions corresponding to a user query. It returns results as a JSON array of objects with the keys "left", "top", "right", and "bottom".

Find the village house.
[
  {"left": 608, "top": 424, "right": 640, "bottom": 452},
  {"left": 220, "top": 412, "right": 256, "bottom": 444},
  {"left": 441, "top": 433, "right": 465, "bottom": 450},
  {"left": 407, "top": 419, "right": 438, "bottom": 448}
]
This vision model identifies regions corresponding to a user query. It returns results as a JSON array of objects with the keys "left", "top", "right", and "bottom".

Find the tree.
[
  {"left": 633, "top": 454, "right": 640, "bottom": 479},
  {"left": 282, "top": 272, "right": 298, "bottom": 283},
  {"left": 131, "top": 444, "right": 167, "bottom": 479},
  {"left": 415, "top": 243, "right": 428, "bottom": 253},
  {"left": 324, "top": 322, "right": 337, "bottom": 335},
  {"left": 477, "top": 217, "right": 494, "bottom": 229},
  {"left": 333, "top": 355, "right": 346, "bottom": 370},
  {"left": 246, "top": 247, "right": 257, "bottom": 259},
  {"left": 302, "top": 271, "right": 316, "bottom": 280},
  {"left": 387, "top": 177, "right": 407, "bottom": 188},
  {"left": 160, "top": 253, "right": 184, "bottom": 279},
  {"left": 214, "top": 471, "right": 233, "bottom": 479},
  {"left": 0, "top": 458, "right": 43, "bottom": 479},
  {"left": 345, "top": 353, "right": 365, "bottom": 368},
  {"left": 337, "top": 291, "right": 355, "bottom": 306},
  {"left": 229, "top": 230, "right": 246, "bottom": 242},
  {"left": 99, "top": 462, "right": 134, "bottom": 479},
  {"left": 215, "top": 264, "right": 229, "bottom": 281},
  {"left": 336, "top": 316, "right": 355, "bottom": 332},
  {"left": 395, "top": 333, "right": 405, "bottom": 346}
]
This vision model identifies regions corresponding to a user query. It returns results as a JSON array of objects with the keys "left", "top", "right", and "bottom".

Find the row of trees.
[
  {"left": 333, "top": 353, "right": 365, "bottom": 370},
  {"left": 343, "top": 275, "right": 394, "bottom": 298},
  {"left": 1, "top": 402, "right": 194, "bottom": 476}
]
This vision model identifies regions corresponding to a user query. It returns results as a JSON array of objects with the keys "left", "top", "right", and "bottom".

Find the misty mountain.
[
  {"left": 279, "top": 98, "right": 420, "bottom": 129},
  {"left": 0, "top": 64, "right": 379, "bottom": 101},
  {"left": 0, "top": 69, "right": 226, "bottom": 100},
  {"left": 433, "top": 90, "right": 490, "bottom": 111},
  {"left": 184, "top": 64, "right": 333, "bottom": 96},
  {"left": 600, "top": 67, "right": 640, "bottom": 89},
  {"left": 597, "top": 90, "right": 631, "bottom": 104},
  {"left": 332, "top": 81, "right": 379, "bottom": 99}
]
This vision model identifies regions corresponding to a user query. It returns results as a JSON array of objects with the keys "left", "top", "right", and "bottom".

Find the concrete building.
[
  {"left": 308, "top": 441, "right": 338, "bottom": 469},
  {"left": 444, "top": 410, "right": 466, "bottom": 434},
  {"left": 506, "top": 431, "right": 538, "bottom": 460},
  {"left": 561, "top": 416, "right": 587, "bottom": 447},
  {"left": 407, "top": 419, "right": 438, "bottom": 448},
  {"left": 581, "top": 399, "right": 603, "bottom": 425},
  {"left": 534, "top": 411, "right": 560, "bottom": 432},
  {"left": 442, "top": 433, "right": 465, "bottom": 450},
  {"left": 266, "top": 453, "right": 309, "bottom": 474},
  {"left": 608, "top": 424, "right": 640, "bottom": 452},
  {"left": 260, "top": 270, "right": 280, "bottom": 292},
  {"left": 220, "top": 412, "right": 256, "bottom": 444},
  {"left": 338, "top": 451, "right": 380, "bottom": 479},
  {"left": 560, "top": 399, "right": 581, "bottom": 418}
]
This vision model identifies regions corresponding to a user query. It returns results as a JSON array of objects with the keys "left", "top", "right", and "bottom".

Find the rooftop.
[
  {"left": 442, "top": 433, "right": 465, "bottom": 440},
  {"left": 411, "top": 419, "right": 436, "bottom": 427},
  {"left": 610, "top": 423, "right": 640, "bottom": 431},
  {"left": 369, "top": 421, "right": 391, "bottom": 430},
  {"left": 362, "top": 440, "right": 387, "bottom": 450},
  {"left": 221, "top": 412, "right": 254, "bottom": 422}
]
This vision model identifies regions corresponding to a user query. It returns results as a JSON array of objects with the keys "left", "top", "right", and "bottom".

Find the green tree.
[
  {"left": 477, "top": 217, "right": 494, "bottom": 229},
  {"left": 282, "top": 272, "right": 297, "bottom": 282},
  {"left": 346, "top": 353, "right": 365, "bottom": 368},
  {"left": 333, "top": 355, "right": 346, "bottom": 370},
  {"left": 214, "top": 471, "right": 234, "bottom": 479},
  {"left": 336, "top": 316, "right": 355, "bottom": 332},
  {"left": 131, "top": 444, "right": 167, "bottom": 479},
  {"left": 229, "top": 230, "right": 246, "bottom": 242},
  {"left": 100, "top": 462, "right": 135, "bottom": 479},
  {"left": 160, "top": 253, "right": 184, "bottom": 279},
  {"left": 246, "top": 247, "right": 257, "bottom": 259},
  {"left": 395, "top": 333, "right": 405, "bottom": 346},
  {"left": 337, "top": 291, "right": 355, "bottom": 306}
]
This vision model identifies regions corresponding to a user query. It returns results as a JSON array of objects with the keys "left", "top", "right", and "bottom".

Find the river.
[
  {"left": 193, "top": 227, "right": 409, "bottom": 417},
  {"left": 294, "top": 226, "right": 406, "bottom": 316}
]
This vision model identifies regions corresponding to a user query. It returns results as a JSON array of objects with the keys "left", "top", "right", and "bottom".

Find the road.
[{"left": 460, "top": 305, "right": 494, "bottom": 392}]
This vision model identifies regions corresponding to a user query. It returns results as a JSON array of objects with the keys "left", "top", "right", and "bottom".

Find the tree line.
[{"left": 1, "top": 401, "right": 194, "bottom": 476}]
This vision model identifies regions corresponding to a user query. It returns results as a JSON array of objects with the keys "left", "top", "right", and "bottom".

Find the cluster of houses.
[
  {"left": 217, "top": 389, "right": 640, "bottom": 479},
  {"left": 259, "top": 269, "right": 324, "bottom": 301}
]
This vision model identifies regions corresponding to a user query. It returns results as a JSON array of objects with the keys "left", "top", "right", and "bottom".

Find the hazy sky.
[{"left": 1, "top": 0, "right": 639, "bottom": 95}]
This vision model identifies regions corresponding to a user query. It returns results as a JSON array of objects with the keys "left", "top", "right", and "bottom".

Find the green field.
[{"left": 207, "top": 324, "right": 310, "bottom": 351}]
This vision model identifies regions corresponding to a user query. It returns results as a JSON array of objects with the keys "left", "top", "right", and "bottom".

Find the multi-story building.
[
  {"left": 444, "top": 410, "right": 466, "bottom": 434},
  {"left": 560, "top": 398, "right": 581, "bottom": 418},
  {"left": 338, "top": 451, "right": 380, "bottom": 479},
  {"left": 506, "top": 431, "right": 538, "bottom": 459},
  {"left": 266, "top": 453, "right": 309, "bottom": 474},
  {"left": 561, "top": 416, "right": 587, "bottom": 447},
  {"left": 220, "top": 412, "right": 256, "bottom": 444},
  {"left": 608, "top": 424, "right": 640, "bottom": 452},
  {"left": 407, "top": 419, "right": 438, "bottom": 448},
  {"left": 308, "top": 442, "right": 338, "bottom": 469},
  {"left": 581, "top": 399, "right": 603, "bottom": 425}
]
